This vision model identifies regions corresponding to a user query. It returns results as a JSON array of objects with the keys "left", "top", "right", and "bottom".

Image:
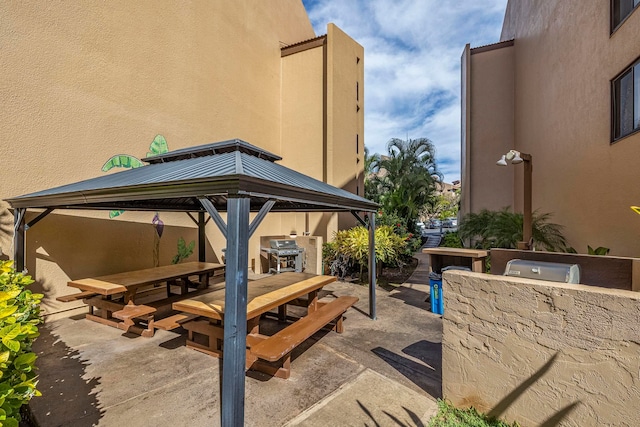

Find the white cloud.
[{"left": 303, "top": 0, "right": 508, "bottom": 182}]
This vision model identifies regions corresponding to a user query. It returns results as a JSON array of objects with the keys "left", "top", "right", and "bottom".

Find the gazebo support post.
[
  {"left": 198, "top": 211, "right": 206, "bottom": 262},
  {"left": 13, "top": 208, "right": 26, "bottom": 271},
  {"left": 220, "top": 196, "right": 250, "bottom": 427},
  {"left": 199, "top": 197, "right": 228, "bottom": 239},
  {"left": 368, "top": 213, "right": 376, "bottom": 320},
  {"left": 248, "top": 200, "right": 275, "bottom": 238}
]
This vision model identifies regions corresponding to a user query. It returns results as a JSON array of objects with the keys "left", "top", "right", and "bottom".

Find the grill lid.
[
  {"left": 504, "top": 259, "right": 580, "bottom": 284},
  {"left": 269, "top": 239, "right": 299, "bottom": 249}
]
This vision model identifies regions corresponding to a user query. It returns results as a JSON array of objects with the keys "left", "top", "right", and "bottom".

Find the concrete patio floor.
[{"left": 30, "top": 252, "right": 441, "bottom": 426}]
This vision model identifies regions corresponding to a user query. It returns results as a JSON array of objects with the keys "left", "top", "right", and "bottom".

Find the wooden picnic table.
[
  {"left": 67, "top": 262, "right": 226, "bottom": 303},
  {"left": 64, "top": 262, "right": 225, "bottom": 336},
  {"left": 173, "top": 272, "right": 335, "bottom": 321},
  {"left": 172, "top": 272, "right": 337, "bottom": 358}
]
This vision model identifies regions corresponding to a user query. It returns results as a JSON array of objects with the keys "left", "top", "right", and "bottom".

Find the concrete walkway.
[{"left": 31, "top": 252, "right": 440, "bottom": 426}]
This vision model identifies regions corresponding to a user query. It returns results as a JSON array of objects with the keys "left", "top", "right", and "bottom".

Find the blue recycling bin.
[{"left": 429, "top": 278, "right": 444, "bottom": 315}]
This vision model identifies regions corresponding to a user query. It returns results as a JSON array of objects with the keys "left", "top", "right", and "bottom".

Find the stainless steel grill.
[
  {"left": 262, "top": 239, "right": 305, "bottom": 273},
  {"left": 504, "top": 259, "right": 580, "bottom": 284}
]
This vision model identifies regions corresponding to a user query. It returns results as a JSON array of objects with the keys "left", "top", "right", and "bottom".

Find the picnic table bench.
[
  {"left": 246, "top": 295, "right": 358, "bottom": 378},
  {"left": 171, "top": 272, "right": 357, "bottom": 377},
  {"left": 57, "top": 262, "right": 225, "bottom": 336}
]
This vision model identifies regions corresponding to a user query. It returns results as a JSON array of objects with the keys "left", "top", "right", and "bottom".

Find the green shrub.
[
  {"left": 322, "top": 225, "right": 409, "bottom": 279},
  {"left": 565, "top": 245, "right": 610, "bottom": 256},
  {"left": 440, "top": 231, "right": 463, "bottom": 248},
  {"left": 0, "top": 261, "right": 43, "bottom": 427}
]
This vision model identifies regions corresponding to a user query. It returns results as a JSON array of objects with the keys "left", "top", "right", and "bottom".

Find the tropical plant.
[
  {"left": 367, "top": 138, "right": 442, "bottom": 232},
  {"left": 440, "top": 231, "right": 463, "bottom": 248},
  {"left": 565, "top": 245, "right": 611, "bottom": 256},
  {"left": 171, "top": 237, "right": 195, "bottom": 264},
  {"left": 0, "top": 261, "right": 43, "bottom": 427},
  {"left": 374, "top": 210, "right": 422, "bottom": 254},
  {"left": 424, "top": 192, "right": 460, "bottom": 221},
  {"left": 458, "top": 208, "right": 567, "bottom": 251},
  {"left": 322, "top": 225, "right": 409, "bottom": 280},
  {"left": 364, "top": 147, "right": 382, "bottom": 204}
]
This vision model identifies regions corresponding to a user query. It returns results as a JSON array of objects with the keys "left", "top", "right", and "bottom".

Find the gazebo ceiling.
[{"left": 5, "top": 139, "right": 378, "bottom": 213}]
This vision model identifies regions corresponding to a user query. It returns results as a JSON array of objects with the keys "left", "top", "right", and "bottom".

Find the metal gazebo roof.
[
  {"left": 5, "top": 138, "right": 379, "bottom": 427},
  {"left": 6, "top": 139, "right": 378, "bottom": 213}
]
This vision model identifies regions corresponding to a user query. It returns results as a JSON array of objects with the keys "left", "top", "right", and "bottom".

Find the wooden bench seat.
[
  {"left": 56, "top": 291, "right": 97, "bottom": 302},
  {"left": 112, "top": 302, "right": 157, "bottom": 337},
  {"left": 153, "top": 313, "right": 200, "bottom": 331},
  {"left": 247, "top": 295, "right": 358, "bottom": 378}
]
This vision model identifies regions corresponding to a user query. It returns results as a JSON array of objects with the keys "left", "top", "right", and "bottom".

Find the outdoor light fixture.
[
  {"left": 496, "top": 149, "right": 524, "bottom": 166},
  {"left": 496, "top": 149, "right": 533, "bottom": 250}
]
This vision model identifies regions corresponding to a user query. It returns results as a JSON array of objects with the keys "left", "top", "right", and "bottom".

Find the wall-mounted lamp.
[
  {"left": 496, "top": 149, "right": 524, "bottom": 166},
  {"left": 496, "top": 149, "right": 533, "bottom": 250},
  {"left": 289, "top": 231, "right": 297, "bottom": 239}
]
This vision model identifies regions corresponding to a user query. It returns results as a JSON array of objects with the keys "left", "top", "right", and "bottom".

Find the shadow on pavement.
[
  {"left": 388, "top": 286, "right": 430, "bottom": 311},
  {"left": 372, "top": 339, "right": 442, "bottom": 399},
  {"left": 357, "top": 399, "right": 426, "bottom": 427},
  {"left": 31, "top": 322, "right": 103, "bottom": 426}
]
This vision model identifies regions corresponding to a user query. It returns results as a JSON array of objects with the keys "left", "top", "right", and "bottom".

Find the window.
[
  {"left": 612, "top": 0, "right": 640, "bottom": 32},
  {"left": 612, "top": 58, "right": 640, "bottom": 141}
]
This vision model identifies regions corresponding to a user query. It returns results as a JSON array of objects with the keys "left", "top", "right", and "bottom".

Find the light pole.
[{"left": 497, "top": 150, "right": 532, "bottom": 250}]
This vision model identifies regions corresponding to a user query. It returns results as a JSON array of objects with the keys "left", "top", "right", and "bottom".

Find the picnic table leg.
[
  {"left": 306, "top": 290, "right": 319, "bottom": 313},
  {"left": 124, "top": 290, "right": 136, "bottom": 304},
  {"left": 247, "top": 317, "right": 260, "bottom": 335},
  {"left": 198, "top": 272, "right": 210, "bottom": 289},
  {"left": 278, "top": 305, "right": 287, "bottom": 321}
]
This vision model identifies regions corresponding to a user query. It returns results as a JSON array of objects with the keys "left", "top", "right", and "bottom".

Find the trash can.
[
  {"left": 429, "top": 278, "right": 444, "bottom": 315},
  {"left": 428, "top": 267, "right": 470, "bottom": 315}
]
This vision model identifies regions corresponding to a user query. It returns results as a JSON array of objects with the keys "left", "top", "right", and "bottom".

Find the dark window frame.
[
  {"left": 611, "top": 0, "right": 640, "bottom": 34},
  {"left": 611, "top": 56, "right": 640, "bottom": 143}
]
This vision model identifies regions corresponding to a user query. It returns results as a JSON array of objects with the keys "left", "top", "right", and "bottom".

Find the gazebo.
[{"left": 5, "top": 139, "right": 379, "bottom": 426}]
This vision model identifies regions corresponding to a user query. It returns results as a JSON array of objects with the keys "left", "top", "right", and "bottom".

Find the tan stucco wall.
[
  {"left": 465, "top": 1, "right": 640, "bottom": 256},
  {"left": 442, "top": 270, "right": 640, "bottom": 426},
  {"left": 462, "top": 44, "right": 515, "bottom": 218},
  {"left": 326, "top": 24, "right": 365, "bottom": 232},
  {"left": 0, "top": 2, "right": 364, "bottom": 316}
]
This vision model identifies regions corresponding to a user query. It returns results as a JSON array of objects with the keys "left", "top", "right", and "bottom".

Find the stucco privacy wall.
[
  {"left": 0, "top": 2, "right": 364, "bottom": 318},
  {"left": 442, "top": 270, "right": 640, "bottom": 426}
]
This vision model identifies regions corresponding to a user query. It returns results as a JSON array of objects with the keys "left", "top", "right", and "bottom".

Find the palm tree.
[
  {"left": 368, "top": 138, "right": 442, "bottom": 231},
  {"left": 364, "top": 147, "right": 382, "bottom": 203}
]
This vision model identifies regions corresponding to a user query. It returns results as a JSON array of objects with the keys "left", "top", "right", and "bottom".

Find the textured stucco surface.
[
  {"left": 464, "top": 0, "right": 640, "bottom": 256},
  {"left": 442, "top": 270, "right": 640, "bottom": 427}
]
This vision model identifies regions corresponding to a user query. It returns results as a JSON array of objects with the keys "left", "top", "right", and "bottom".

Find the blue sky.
[{"left": 301, "top": 0, "right": 508, "bottom": 183}]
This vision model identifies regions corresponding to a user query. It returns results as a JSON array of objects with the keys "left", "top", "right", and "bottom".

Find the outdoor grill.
[
  {"left": 504, "top": 259, "right": 580, "bottom": 284},
  {"left": 262, "top": 239, "right": 305, "bottom": 273}
]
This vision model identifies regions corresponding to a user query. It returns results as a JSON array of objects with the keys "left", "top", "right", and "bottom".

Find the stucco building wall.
[
  {"left": 442, "top": 270, "right": 640, "bottom": 426},
  {"left": 0, "top": 2, "right": 364, "bottom": 317},
  {"left": 462, "top": 1, "right": 640, "bottom": 256}
]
